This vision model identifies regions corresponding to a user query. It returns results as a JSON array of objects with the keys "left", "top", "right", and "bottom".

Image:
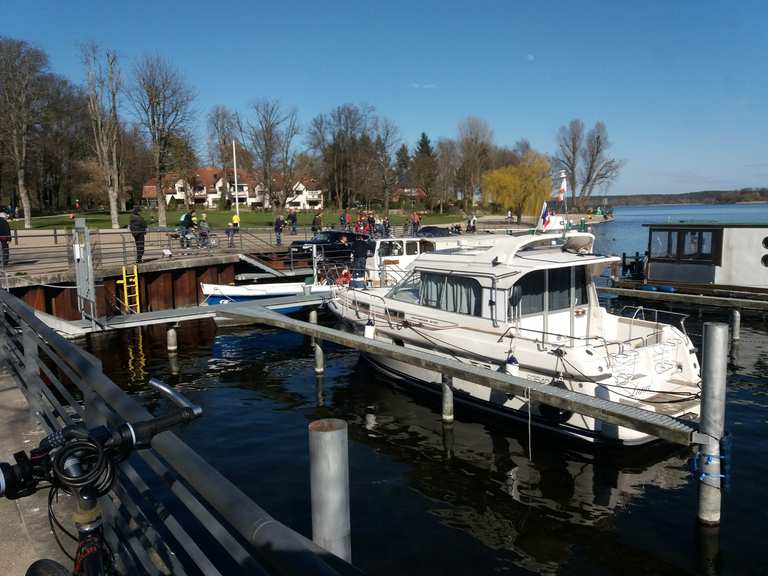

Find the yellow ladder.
[{"left": 117, "top": 265, "right": 141, "bottom": 314}]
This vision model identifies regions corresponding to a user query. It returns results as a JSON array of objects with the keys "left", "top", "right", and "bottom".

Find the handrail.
[{"left": 0, "top": 289, "right": 358, "bottom": 576}]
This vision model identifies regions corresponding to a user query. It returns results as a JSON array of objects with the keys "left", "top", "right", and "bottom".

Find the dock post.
[
  {"left": 167, "top": 327, "right": 178, "bottom": 353},
  {"left": 309, "top": 309, "right": 324, "bottom": 375},
  {"left": 309, "top": 418, "right": 351, "bottom": 562},
  {"left": 698, "top": 322, "right": 728, "bottom": 526},
  {"left": 441, "top": 374, "right": 454, "bottom": 423},
  {"left": 730, "top": 310, "right": 740, "bottom": 342}
]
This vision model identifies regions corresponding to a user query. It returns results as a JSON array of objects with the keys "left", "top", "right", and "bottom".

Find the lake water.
[{"left": 88, "top": 203, "right": 768, "bottom": 575}]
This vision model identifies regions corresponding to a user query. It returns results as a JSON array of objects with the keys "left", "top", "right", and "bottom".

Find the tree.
[
  {"left": 411, "top": 132, "right": 437, "bottom": 208},
  {"left": 395, "top": 144, "right": 410, "bottom": 184},
  {"left": 554, "top": 119, "right": 583, "bottom": 207},
  {"left": 82, "top": 42, "right": 122, "bottom": 228},
  {"left": 578, "top": 122, "right": 623, "bottom": 202},
  {"left": 0, "top": 37, "right": 49, "bottom": 228},
  {"left": 554, "top": 119, "right": 622, "bottom": 208},
  {"left": 482, "top": 151, "right": 551, "bottom": 222},
  {"left": 276, "top": 107, "right": 300, "bottom": 207},
  {"left": 129, "top": 54, "right": 195, "bottom": 227},
  {"left": 246, "top": 99, "right": 282, "bottom": 207},
  {"left": 458, "top": 116, "right": 494, "bottom": 211},
  {"left": 166, "top": 131, "right": 198, "bottom": 208},
  {"left": 371, "top": 117, "right": 399, "bottom": 215},
  {"left": 206, "top": 105, "right": 236, "bottom": 205},
  {"left": 435, "top": 138, "right": 460, "bottom": 213}
]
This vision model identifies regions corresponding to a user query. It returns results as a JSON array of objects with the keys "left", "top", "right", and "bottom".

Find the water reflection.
[{"left": 87, "top": 318, "right": 756, "bottom": 576}]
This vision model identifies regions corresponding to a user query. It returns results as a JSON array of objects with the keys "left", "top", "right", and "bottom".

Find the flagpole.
[{"left": 233, "top": 139, "right": 240, "bottom": 217}]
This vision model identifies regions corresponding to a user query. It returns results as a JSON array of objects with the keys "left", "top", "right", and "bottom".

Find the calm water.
[{"left": 87, "top": 204, "right": 768, "bottom": 575}]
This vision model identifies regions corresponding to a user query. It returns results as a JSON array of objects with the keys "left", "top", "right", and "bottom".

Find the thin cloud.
[
  {"left": 526, "top": 53, "right": 535, "bottom": 62},
  {"left": 410, "top": 82, "right": 437, "bottom": 89}
]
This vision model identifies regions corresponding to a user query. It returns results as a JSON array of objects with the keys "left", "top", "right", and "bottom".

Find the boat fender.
[
  {"left": 364, "top": 319, "right": 376, "bottom": 339},
  {"left": 641, "top": 285, "right": 658, "bottom": 292},
  {"left": 538, "top": 379, "right": 573, "bottom": 424},
  {"left": 338, "top": 269, "right": 351, "bottom": 285},
  {"left": 504, "top": 354, "right": 520, "bottom": 377},
  {"left": 658, "top": 285, "right": 676, "bottom": 293}
]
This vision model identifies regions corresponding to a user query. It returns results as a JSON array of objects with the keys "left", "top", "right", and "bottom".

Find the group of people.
[{"left": 337, "top": 209, "right": 392, "bottom": 238}]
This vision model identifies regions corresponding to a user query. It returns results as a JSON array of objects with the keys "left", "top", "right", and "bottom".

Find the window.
[
  {"left": 511, "top": 267, "right": 589, "bottom": 317},
  {"left": 682, "top": 230, "right": 714, "bottom": 260},
  {"left": 418, "top": 273, "right": 482, "bottom": 316},
  {"left": 419, "top": 240, "right": 435, "bottom": 254},
  {"left": 517, "top": 270, "right": 545, "bottom": 315},
  {"left": 762, "top": 255, "right": 768, "bottom": 268},
  {"left": 406, "top": 241, "right": 418, "bottom": 255},
  {"left": 650, "top": 230, "right": 676, "bottom": 258},
  {"left": 379, "top": 241, "right": 403, "bottom": 257},
  {"left": 389, "top": 271, "right": 421, "bottom": 304}
]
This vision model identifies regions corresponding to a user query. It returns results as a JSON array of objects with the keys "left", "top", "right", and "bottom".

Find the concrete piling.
[
  {"left": 309, "top": 418, "right": 351, "bottom": 562},
  {"left": 730, "top": 310, "right": 740, "bottom": 342},
  {"left": 167, "top": 327, "right": 178, "bottom": 353},
  {"left": 698, "top": 322, "right": 729, "bottom": 526},
  {"left": 441, "top": 374, "right": 454, "bottom": 423},
  {"left": 309, "top": 309, "right": 324, "bottom": 375}
]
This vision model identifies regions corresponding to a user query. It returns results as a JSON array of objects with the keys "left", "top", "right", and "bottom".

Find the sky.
[{"left": 1, "top": 0, "right": 766, "bottom": 196}]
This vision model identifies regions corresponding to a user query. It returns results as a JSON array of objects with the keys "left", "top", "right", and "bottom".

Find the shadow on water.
[{"left": 80, "top": 314, "right": 768, "bottom": 575}]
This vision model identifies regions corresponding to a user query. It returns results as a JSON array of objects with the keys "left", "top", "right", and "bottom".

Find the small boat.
[
  {"left": 201, "top": 235, "right": 467, "bottom": 305},
  {"left": 615, "top": 222, "right": 768, "bottom": 300},
  {"left": 328, "top": 231, "right": 701, "bottom": 445}
]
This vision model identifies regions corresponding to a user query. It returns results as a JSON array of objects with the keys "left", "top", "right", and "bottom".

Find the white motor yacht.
[{"left": 328, "top": 232, "right": 701, "bottom": 445}]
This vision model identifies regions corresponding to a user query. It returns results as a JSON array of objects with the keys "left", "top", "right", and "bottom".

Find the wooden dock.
[{"left": 598, "top": 286, "right": 768, "bottom": 312}]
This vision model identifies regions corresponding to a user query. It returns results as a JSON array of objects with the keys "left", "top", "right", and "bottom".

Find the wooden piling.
[
  {"left": 441, "top": 374, "right": 454, "bottom": 423},
  {"left": 309, "top": 309, "right": 324, "bottom": 375}
]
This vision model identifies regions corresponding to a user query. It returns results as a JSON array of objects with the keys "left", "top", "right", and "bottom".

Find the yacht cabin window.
[
  {"left": 378, "top": 241, "right": 403, "bottom": 257},
  {"left": 389, "top": 271, "right": 482, "bottom": 317},
  {"left": 406, "top": 241, "right": 418, "bottom": 256},
  {"left": 510, "top": 266, "right": 588, "bottom": 318}
]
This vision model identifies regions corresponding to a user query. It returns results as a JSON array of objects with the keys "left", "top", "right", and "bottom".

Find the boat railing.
[{"left": 619, "top": 305, "right": 689, "bottom": 340}]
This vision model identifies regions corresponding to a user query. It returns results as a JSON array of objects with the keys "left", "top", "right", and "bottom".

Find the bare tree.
[
  {"left": 554, "top": 119, "right": 622, "bottom": 208},
  {"left": 245, "top": 99, "right": 283, "bottom": 207},
  {"left": 578, "top": 122, "right": 622, "bottom": 201},
  {"left": 371, "top": 117, "right": 399, "bottom": 215},
  {"left": 0, "top": 37, "right": 49, "bottom": 228},
  {"left": 82, "top": 42, "right": 122, "bottom": 228},
  {"left": 458, "top": 116, "right": 493, "bottom": 211},
  {"left": 206, "top": 105, "right": 236, "bottom": 206},
  {"left": 276, "top": 108, "right": 300, "bottom": 206},
  {"left": 128, "top": 54, "right": 194, "bottom": 226},
  {"left": 554, "top": 119, "right": 584, "bottom": 207}
]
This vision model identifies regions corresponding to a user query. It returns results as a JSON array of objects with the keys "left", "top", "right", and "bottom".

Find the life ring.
[{"left": 337, "top": 269, "right": 351, "bottom": 285}]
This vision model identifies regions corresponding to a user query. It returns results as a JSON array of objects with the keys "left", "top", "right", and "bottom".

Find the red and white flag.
[{"left": 557, "top": 176, "right": 567, "bottom": 202}]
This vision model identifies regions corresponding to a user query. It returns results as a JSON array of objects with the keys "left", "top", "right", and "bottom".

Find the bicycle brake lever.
[{"left": 147, "top": 378, "right": 202, "bottom": 417}]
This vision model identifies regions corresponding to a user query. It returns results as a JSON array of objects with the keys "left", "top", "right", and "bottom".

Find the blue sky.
[{"left": 1, "top": 0, "right": 766, "bottom": 196}]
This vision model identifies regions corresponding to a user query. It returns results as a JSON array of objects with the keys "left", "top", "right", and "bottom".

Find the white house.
[{"left": 285, "top": 180, "right": 323, "bottom": 211}]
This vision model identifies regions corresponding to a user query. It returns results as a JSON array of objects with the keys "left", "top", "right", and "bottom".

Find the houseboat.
[
  {"left": 328, "top": 232, "right": 702, "bottom": 445},
  {"left": 614, "top": 222, "right": 768, "bottom": 299}
]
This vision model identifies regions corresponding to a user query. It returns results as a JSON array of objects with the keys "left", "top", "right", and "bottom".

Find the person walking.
[
  {"left": 287, "top": 208, "right": 298, "bottom": 235},
  {"left": 198, "top": 213, "right": 210, "bottom": 247},
  {"left": 180, "top": 208, "right": 196, "bottom": 247},
  {"left": 0, "top": 211, "right": 11, "bottom": 267},
  {"left": 129, "top": 207, "right": 147, "bottom": 263},
  {"left": 274, "top": 213, "right": 286, "bottom": 246},
  {"left": 311, "top": 210, "right": 322, "bottom": 234}
]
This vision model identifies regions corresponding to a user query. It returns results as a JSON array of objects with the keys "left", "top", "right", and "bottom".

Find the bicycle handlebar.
[{"left": 0, "top": 387, "right": 202, "bottom": 500}]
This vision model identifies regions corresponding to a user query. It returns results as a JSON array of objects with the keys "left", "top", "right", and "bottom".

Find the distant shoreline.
[{"left": 588, "top": 189, "right": 768, "bottom": 207}]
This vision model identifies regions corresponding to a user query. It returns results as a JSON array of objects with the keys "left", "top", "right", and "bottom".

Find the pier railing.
[{"left": 0, "top": 289, "right": 359, "bottom": 576}]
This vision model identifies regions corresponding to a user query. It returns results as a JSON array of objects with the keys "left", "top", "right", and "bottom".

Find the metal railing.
[{"left": 0, "top": 289, "right": 359, "bottom": 576}]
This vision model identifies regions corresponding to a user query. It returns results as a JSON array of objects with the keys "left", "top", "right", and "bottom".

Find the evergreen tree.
[
  {"left": 411, "top": 132, "right": 438, "bottom": 207},
  {"left": 395, "top": 143, "right": 411, "bottom": 184}
]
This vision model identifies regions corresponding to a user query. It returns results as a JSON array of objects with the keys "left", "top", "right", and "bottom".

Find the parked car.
[
  {"left": 415, "top": 225, "right": 461, "bottom": 237},
  {"left": 290, "top": 230, "right": 370, "bottom": 262}
]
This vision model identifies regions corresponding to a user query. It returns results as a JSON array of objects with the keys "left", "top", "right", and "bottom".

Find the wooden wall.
[{"left": 12, "top": 263, "right": 236, "bottom": 319}]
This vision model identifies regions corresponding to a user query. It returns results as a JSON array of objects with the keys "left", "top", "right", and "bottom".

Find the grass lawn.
[{"left": 11, "top": 210, "right": 471, "bottom": 230}]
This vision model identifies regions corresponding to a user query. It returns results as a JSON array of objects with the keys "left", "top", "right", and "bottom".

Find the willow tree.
[{"left": 482, "top": 151, "right": 551, "bottom": 223}]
